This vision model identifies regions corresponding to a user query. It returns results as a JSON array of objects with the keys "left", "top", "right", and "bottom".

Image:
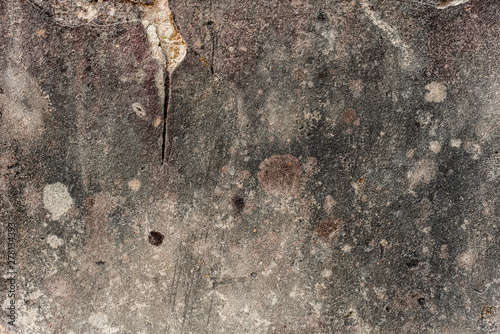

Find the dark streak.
[
  {"left": 161, "top": 76, "right": 171, "bottom": 163},
  {"left": 206, "top": 295, "right": 214, "bottom": 328},
  {"left": 212, "top": 276, "right": 248, "bottom": 289},
  {"left": 206, "top": 20, "right": 217, "bottom": 76},
  {"left": 169, "top": 254, "right": 180, "bottom": 312}
]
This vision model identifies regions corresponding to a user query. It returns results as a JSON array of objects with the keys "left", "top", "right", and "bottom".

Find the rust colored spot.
[
  {"left": 359, "top": 178, "right": 365, "bottom": 183},
  {"left": 148, "top": 231, "right": 164, "bottom": 246},
  {"left": 257, "top": 155, "right": 302, "bottom": 198},
  {"left": 315, "top": 217, "right": 342, "bottom": 241},
  {"left": 342, "top": 109, "right": 357, "bottom": 124}
]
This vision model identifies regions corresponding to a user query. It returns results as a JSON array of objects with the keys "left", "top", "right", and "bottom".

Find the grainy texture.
[{"left": 0, "top": 0, "right": 499, "bottom": 333}]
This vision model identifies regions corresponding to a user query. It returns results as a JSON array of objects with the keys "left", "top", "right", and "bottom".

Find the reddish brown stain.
[
  {"left": 342, "top": 109, "right": 357, "bottom": 124},
  {"left": 315, "top": 216, "right": 343, "bottom": 241},
  {"left": 293, "top": 69, "right": 307, "bottom": 81},
  {"left": 257, "top": 155, "right": 302, "bottom": 198}
]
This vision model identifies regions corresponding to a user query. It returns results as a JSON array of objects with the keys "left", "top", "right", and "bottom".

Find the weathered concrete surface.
[{"left": 0, "top": 0, "right": 499, "bottom": 333}]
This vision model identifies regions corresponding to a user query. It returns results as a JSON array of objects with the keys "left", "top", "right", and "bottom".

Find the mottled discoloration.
[
  {"left": 408, "top": 159, "right": 438, "bottom": 189},
  {"left": 257, "top": 155, "right": 302, "bottom": 198},
  {"left": 315, "top": 216, "right": 343, "bottom": 241},
  {"left": 1, "top": 0, "right": 499, "bottom": 332}
]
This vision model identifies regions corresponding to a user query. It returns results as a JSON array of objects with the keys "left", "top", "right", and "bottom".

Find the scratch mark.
[
  {"left": 206, "top": 295, "right": 214, "bottom": 328},
  {"left": 169, "top": 253, "right": 180, "bottom": 312},
  {"left": 360, "top": 0, "right": 415, "bottom": 70},
  {"left": 212, "top": 276, "right": 249, "bottom": 289},
  {"left": 436, "top": 0, "right": 471, "bottom": 8}
]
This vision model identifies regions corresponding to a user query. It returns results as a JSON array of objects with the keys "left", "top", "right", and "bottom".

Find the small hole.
[
  {"left": 206, "top": 21, "right": 214, "bottom": 26},
  {"left": 148, "top": 231, "right": 164, "bottom": 246},
  {"left": 232, "top": 195, "right": 245, "bottom": 213}
]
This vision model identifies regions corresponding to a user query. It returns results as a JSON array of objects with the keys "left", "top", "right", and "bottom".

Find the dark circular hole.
[
  {"left": 148, "top": 231, "right": 164, "bottom": 246},
  {"left": 418, "top": 298, "right": 425, "bottom": 306},
  {"left": 250, "top": 272, "right": 257, "bottom": 279},
  {"left": 206, "top": 20, "right": 214, "bottom": 26},
  {"left": 385, "top": 306, "right": 391, "bottom": 312}
]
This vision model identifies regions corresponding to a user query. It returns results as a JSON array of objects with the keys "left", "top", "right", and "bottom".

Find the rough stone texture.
[{"left": 0, "top": 0, "right": 499, "bottom": 333}]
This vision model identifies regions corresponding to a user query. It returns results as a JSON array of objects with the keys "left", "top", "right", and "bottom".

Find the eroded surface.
[{"left": 1, "top": 0, "right": 499, "bottom": 333}]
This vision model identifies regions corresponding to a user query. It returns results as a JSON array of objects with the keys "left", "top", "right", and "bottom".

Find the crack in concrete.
[{"left": 140, "top": 0, "right": 187, "bottom": 163}]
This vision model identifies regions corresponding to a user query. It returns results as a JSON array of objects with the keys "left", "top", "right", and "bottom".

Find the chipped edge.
[{"left": 140, "top": 0, "right": 187, "bottom": 74}]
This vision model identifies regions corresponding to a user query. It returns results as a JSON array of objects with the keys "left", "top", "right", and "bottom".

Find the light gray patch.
[{"left": 42, "top": 182, "right": 74, "bottom": 221}]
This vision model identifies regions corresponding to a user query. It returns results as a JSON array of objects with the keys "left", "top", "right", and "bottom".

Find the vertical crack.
[
  {"left": 161, "top": 75, "right": 171, "bottom": 163},
  {"left": 140, "top": 0, "right": 187, "bottom": 165}
]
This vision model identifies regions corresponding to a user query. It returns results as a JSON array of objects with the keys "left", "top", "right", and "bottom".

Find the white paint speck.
[{"left": 42, "top": 182, "right": 74, "bottom": 221}]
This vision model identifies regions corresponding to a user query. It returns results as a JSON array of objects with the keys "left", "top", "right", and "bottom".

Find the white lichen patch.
[
  {"left": 42, "top": 182, "right": 74, "bottom": 221},
  {"left": 450, "top": 139, "right": 462, "bottom": 148},
  {"left": 408, "top": 159, "right": 438, "bottom": 189},
  {"left": 76, "top": 3, "right": 98, "bottom": 22},
  {"left": 456, "top": 248, "right": 477, "bottom": 271},
  {"left": 425, "top": 82, "right": 447, "bottom": 103},
  {"left": 47, "top": 235, "right": 64, "bottom": 249},
  {"left": 141, "top": 0, "right": 187, "bottom": 74},
  {"left": 87, "top": 313, "right": 119, "bottom": 333},
  {"left": 429, "top": 140, "right": 441, "bottom": 153},
  {"left": 128, "top": 178, "right": 142, "bottom": 192}
]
